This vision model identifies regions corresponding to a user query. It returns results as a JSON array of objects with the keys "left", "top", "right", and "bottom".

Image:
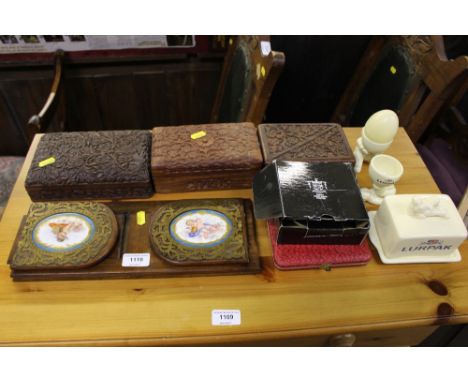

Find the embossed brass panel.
[
  {"left": 149, "top": 199, "right": 249, "bottom": 265},
  {"left": 9, "top": 202, "right": 117, "bottom": 270}
]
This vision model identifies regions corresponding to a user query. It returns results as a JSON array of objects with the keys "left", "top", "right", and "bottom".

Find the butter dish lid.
[
  {"left": 380, "top": 194, "right": 467, "bottom": 238},
  {"left": 369, "top": 211, "right": 462, "bottom": 264},
  {"left": 369, "top": 194, "right": 467, "bottom": 264}
]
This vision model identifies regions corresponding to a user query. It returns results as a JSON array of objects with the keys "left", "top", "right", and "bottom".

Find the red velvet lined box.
[{"left": 267, "top": 220, "right": 372, "bottom": 270}]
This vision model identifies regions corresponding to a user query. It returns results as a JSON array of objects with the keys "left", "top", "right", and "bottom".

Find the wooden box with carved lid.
[
  {"left": 25, "top": 130, "right": 154, "bottom": 201},
  {"left": 151, "top": 123, "right": 263, "bottom": 193},
  {"left": 258, "top": 123, "right": 355, "bottom": 164}
]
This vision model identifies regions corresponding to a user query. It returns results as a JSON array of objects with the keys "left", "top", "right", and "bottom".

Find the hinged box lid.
[
  {"left": 151, "top": 123, "right": 263, "bottom": 175},
  {"left": 258, "top": 123, "right": 354, "bottom": 164},
  {"left": 25, "top": 130, "right": 154, "bottom": 200}
]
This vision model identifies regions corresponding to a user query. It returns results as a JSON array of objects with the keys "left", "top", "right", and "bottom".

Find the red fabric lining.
[{"left": 268, "top": 220, "right": 372, "bottom": 270}]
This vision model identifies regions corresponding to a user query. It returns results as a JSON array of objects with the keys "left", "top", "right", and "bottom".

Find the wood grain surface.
[{"left": 0, "top": 128, "right": 466, "bottom": 346}]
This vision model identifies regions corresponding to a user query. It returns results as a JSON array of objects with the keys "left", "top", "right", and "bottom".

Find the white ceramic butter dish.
[{"left": 369, "top": 194, "right": 467, "bottom": 264}]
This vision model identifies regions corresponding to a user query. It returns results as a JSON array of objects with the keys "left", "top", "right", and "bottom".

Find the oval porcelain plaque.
[
  {"left": 32, "top": 212, "right": 95, "bottom": 252},
  {"left": 169, "top": 209, "right": 233, "bottom": 248}
]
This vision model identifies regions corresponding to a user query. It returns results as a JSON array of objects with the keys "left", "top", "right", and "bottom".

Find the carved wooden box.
[
  {"left": 258, "top": 123, "right": 355, "bottom": 164},
  {"left": 25, "top": 130, "right": 154, "bottom": 201},
  {"left": 151, "top": 123, "right": 263, "bottom": 193}
]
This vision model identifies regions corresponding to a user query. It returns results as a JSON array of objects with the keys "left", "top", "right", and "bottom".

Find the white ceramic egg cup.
[
  {"left": 354, "top": 110, "right": 399, "bottom": 173},
  {"left": 360, "top": 154, "right": 404, "bottom": 206}
]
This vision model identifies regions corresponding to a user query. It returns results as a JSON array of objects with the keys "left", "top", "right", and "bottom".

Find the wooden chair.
[
  {"left": 332, "top": 36, "right": 468, "bottom": 142},
  {"left": 210, "top": 35, "right": 285, "bottom": 125},
  {"left": 0, "top": 50, "right": 65, "bottom": 219},
  {"left": 27, "top": 50, "right": 66, "bottom": 143},
  {"left": 443, "top": 105, "right": 468, "bottom": 163},
  {"left": 459, "top": 187, "right": 468, "bottom": 228}
]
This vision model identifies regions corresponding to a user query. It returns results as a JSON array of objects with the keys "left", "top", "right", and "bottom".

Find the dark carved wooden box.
[
  {"left": 25, "top": 130, "right": 154, "bottom": 201},
  {"left": 151, "top": 123, "right": 263, "bottom": 193},
  {"left": 258, "top": 123, "right": 355, "bottom": 164}
]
